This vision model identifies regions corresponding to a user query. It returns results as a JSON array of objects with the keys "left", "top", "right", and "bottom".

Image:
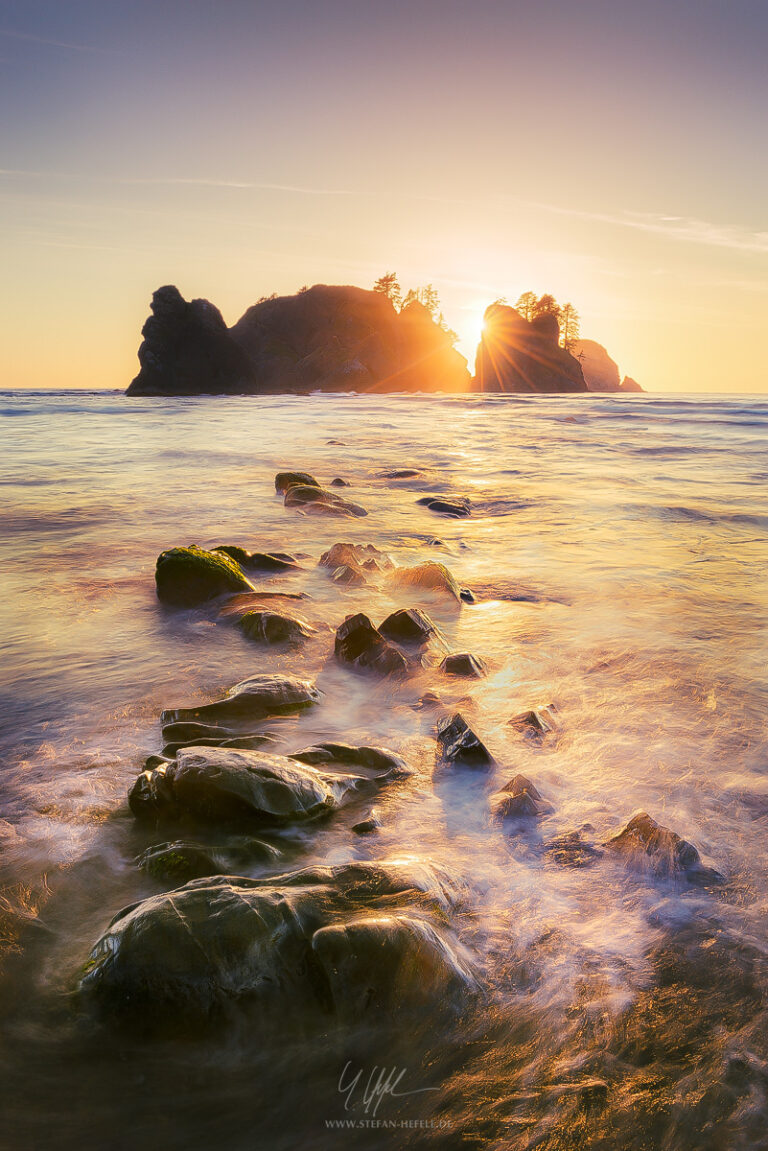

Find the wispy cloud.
[
  {"left": 0, "top": 27, "right": 116, "bottom": 54},
  {"left": 525, "top": 200, "right": 768, "bottom": 256},
  {"left": 118, "top": 176, "right": 352, "bottom": 196}
]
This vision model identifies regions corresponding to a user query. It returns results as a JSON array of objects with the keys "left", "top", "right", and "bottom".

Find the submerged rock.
[
  {"left": 155, "top": 545, "right": 255, "bottom": 606},
  {"left": 352, "top": 808, "right": 382, "bottom": 834},
  {"left": 334, "top": 613, "right": 408, "bottom": 677},
  {"left": 544, "top": 831, "right": 603, "bottom": 868},
  {"left": 80, "top": 858, "right": 473, "bottom": 1029},
  {"left": 417, "top": 495, "right": 472, "bottom": 519},
  {"left": 274, "top": 471, "right": 319, "bottom": 493},
  {"left": 492, "top": 774, "right": 554, "bottom": 821},
  {"left": 390, "top": 562, "right": 465, "bottom": 603},
  {"left": 508, "top": 707, "right": 557, "bottom": 737},
  {"left": 238, "top": 610, "right": 315, "bottom": 645},
  {"left": 440, "top": 652, "right": 488, "bottom": 678},
  {"left": 291, "top": 742, "right": 411, "bottom": 780},
  {"left": 283, "top": 483, "right": 367, "bottom": 518},
  {"left": 378, "top": 607, "right": 437, "bottom": 646},
  {"left": 319, "top": 542, "right": 393, "bottom": 574},
  {"left": 128, "top": 746, "right": 371, "bottom": 826},
  {"left": 331, "top": 563, "right": 368, "bottom": 586},
  {"left": 436, "top": 713, "right": 495, "bottom": 769},
  {"left": 137, "top": 837, "right": 280, "bottom": 882},
  {"left": 213, "top": 545, "right": 299, "bottom": 572},
  {"left": 161, "top": 673, "right": 320, "bottom": 726},
  {"left": 605, "top": 812, "right": 723, "bottom": 883},
  {"left": 161, "top": 732, "right": 276, "bottom": 758}
]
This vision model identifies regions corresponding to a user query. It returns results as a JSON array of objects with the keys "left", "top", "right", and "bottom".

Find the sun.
[{"left": 455, "top": 305, "right": 489, "bottom": 361}]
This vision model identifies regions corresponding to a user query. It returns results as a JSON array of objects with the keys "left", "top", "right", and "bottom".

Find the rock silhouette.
[{"left": 474, "top": 305, "right": 588, "bottom": 393}]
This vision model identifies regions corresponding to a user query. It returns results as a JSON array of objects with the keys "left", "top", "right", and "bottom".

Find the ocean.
[{"left": 0, "top": 388, "right": 766, "bottom": 1149}]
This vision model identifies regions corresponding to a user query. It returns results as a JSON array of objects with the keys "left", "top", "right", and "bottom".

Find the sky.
[{"left": 1, "top": 0, "right": 767, "bottom": 391}]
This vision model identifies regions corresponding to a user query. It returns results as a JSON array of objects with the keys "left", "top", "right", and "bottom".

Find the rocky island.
[{"left": 126, "top": 282, "right": 643, "bottom": 396}]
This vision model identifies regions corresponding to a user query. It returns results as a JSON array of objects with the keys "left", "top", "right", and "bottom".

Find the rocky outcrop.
[
  {"left": 573, "top": 340, "right": 644, "bottom": 393},
  {"left": 127, "top": 285, "right": 254, "bottom": 396},
  {"left": 474, "top": 305, "right": 588, "bottom": 393},
  {"left": 127, "top": 284, "right": 470, "bottom": 396}
]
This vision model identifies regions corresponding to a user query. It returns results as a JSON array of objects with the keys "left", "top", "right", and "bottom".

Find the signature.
[{"left": 338, "top": 1062, "right": 438, "bottom": 1117}]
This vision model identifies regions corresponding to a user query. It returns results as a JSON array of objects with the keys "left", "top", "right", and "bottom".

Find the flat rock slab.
[{"left": 161, "top": 673, "right": 320, "bottom": 726}]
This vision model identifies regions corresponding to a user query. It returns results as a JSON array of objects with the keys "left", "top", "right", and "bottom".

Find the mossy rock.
[
  {"left": 155, "top": 545, "right": 255, "bottom": 607},
  {"left": 238, "top": 610, "right": 314, "bottom": 646}
]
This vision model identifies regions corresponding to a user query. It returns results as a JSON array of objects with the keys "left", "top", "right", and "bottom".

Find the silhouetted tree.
[
  {"left": 559, "top": 302, "right": 580, "bottom": 352},
  {"left": 514, "top": 291, "right": 538, "bottom": 321},
  {"left": 532, "top": 293, "right": 562, "bottom": 323},
  {"left": 402, "top": 283, "right": 441, "bottom": 315},
  {"left": 373, "top": 273, "right": 402, "bottom": 307}
]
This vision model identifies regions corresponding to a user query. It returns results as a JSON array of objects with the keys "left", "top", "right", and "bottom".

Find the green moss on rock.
[{"left": 155, "top": 545, "right": 255, "bottom": 607}]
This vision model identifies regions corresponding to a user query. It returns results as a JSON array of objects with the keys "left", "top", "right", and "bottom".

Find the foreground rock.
[
  {"left": 606, "top": 812, "right": 723, "bottom": 883},
  {"left": 291, "top": 742, "right": 411, "bottom": 780},
  {"left": 128, "top": 745, "right": 384, "bottom": 826},
  {"left": 137, "top": 837, "right": 281, "bottom": 882},
  {"left": 544, "top": 831, "right": 603, "bottom": 868},
  {"left": 161, "top": 673, "right": 320, "bottom": 726},
  {"left": 492, "top": 774, "right": 554, "bottom": 821},
  {"left": 436, "top": 714, "right": 495, "bottom": 769},
  {"left": 127, "top": 284, "right": 470, "bottom": 396},
  {"left": 238, "top": 610, "right": 315, "bottom": 645},
  {"left": 214, "top": 545, "right": 300, "bottom": 572},
  {"left": 508, "top": 707, "right": 558, "bottom": 738},
  {"left": 379, "top": 607, "right": 437, "bottom": 646},
  {"left": 390, "top": 561, "right": 468, "bottom": 604},
  {"left": 319, "top": 542, "right": 393, "bottom": 586},
  {"left": 80, "top": 859, "right": 475, "bottom": 1029},
  {"left": 155, "top": 545, "right": 255, "bottom": 606},
  {"left": 440, "top": 652, "right": 487, "bottom": 678},
  {"left": 474, "top": 304, "right": 588, "bottom": 393},
  {"left": 283, "top": 483, "right": 367, "bottom": 518},
  {"left": 334, "top": 613, "right": 408, "bottom": 677},
  {"left": 274, "top": 471, "right": 319, "bottom": 493},
  {"left": 417, "top": 495, "right": 472, "bottom": 519}
]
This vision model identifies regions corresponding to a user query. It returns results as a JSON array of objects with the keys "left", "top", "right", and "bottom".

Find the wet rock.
[
  {"left": 459, "top": 588, "right": 476, "bottom": 603},
  {"left": 161, "top": 733, "right": 276, "bottom": 758},
  {"left": 352, "top": 808, "right": 382, "bottom": 834},
  {"left": 137, "top": 837, "right": 280, "bottom": 882},
  {"left": 436, "top": 713, "right": 495, "bottom": 769},
  {"left": 161, "top": 673, "right": 320, "bottom": 726},
  {"left": 390, "top": 561, "right": 464, "bottom": 603},
  {"left": 155, "top": 545, "right": 255, "bottom": 607},
  {"left": 544, "top": 831, "right": 603, "bottom": 868},
  {"left": 213, "top": 545, "right": 299, "bottom": 572},
  {"left": 319, "top": 542, "right": 393, "bottom": 575},
  {"left": 283, "top": 484, "right": 367, "bottom": 518},
  {"left": 440, "top": 652, "right": 487, "bottom": 678},
  {"left": 605, "top": 812, "right": 723, "bottom": 883},
  {"left": 417, "top": 495, "right": 472, "bottom": 519},
  {"left": 331, "top": 563, "right": 367, "bottom": 586},
  {"left": 330, "top": 477, "right": 349, "bottom": 487},
  {"left": 291, "top": 742, "right": 411, "bottom": 780},
  {"left": 275, "top": 470, "right": 319, "bottom": 493},
  {"left": 412, "top": 690, "right": 442, "bottom": 711},
  {"left": 80, "top": 858, "right": 472, "bottom": 1029},
  {"left": 238, "top": 610, "right": 315, "bottom": 645},
  {"left": 334, "top": 613, "right": 408, "bottom": 677},
  {"left": 379, "top": 607, "right": 437, "bottom": 646},
  {"left": 128, "top": 745, "right": 371, "bottom": 826},
  {"left": 381, "top": 468, "right": 422, "bottom": 479},
  {"left": 508, "top": 707, "right": 557, "bottom": 737},
  {"left": 492, "top": 774, "right": 554, "bottom": 820},
  {"left": 312, "top": 914, "right": 474, "bottom": 1020}
]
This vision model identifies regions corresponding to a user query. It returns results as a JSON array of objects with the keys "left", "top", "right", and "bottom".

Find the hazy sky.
[{"left": 2, "top": 0, "right": 767, "bottom": 390}]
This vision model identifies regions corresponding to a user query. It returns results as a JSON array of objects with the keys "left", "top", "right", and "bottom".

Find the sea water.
[{"left": 0, "top": 390, "right": 766, "bottom": 1149}]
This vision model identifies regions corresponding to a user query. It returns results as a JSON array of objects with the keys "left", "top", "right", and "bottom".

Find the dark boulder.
[
  {"left": 161, "top": 673, "right": 320, "bottom": 727},
  {"left": 605, "top": 812, "right": 723, "bottom": 883},
  {"left": 508, "top": 707, "right": 557, "bottom": 737},
  {"left": 417, "top": 496, "right": 472, "bottom": 519},
  {"left": 334, "top": 613, "right": 408, "bottom": 677},
  {"left": 474, "top": 304, "right": 588, "bottom": 393},
  {"left": 238, "top": 610, "right": 315, "bottom": 645},
  {"left": 352, "top": 809, "right": 382, "bottom": 834},
  {"left": 274, "top": 471, "right": 319, "bottom": 493},
  {"left": 379, "top": 607, "right": 437, "bottom": 646},
  {"left": 440, "top": 652, "right": 487, "bottom": 678},
  {"left": 79, "top": 858, "right": 473, "bottom": 1029},
  {"left": 128, "top": 745, "right": 371, "bottom": 826},
  {"left": 155, "top": 545, "right": 255, "bottom": 606},
  {"left": 283, "top": 483, "right": 367, "bottom": 518},
  {"left": 436, "top": 713, "right": 495, "bottom": 769},
  {"left": 491, "top": 774, "right": 554, "bottom": 820},
  {"left": 213, "top": 545, "right": 299, "bottom": 572},
  {"left": 137, "top": 837, "right": 280, "bottom": 882}
]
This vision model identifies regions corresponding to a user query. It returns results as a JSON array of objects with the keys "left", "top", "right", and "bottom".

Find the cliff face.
[
  {"left": 572, "top": 339, "right": 644, "bottom": 393},
  {"left": 473, "top": 304, "right": 588, "bottom": 393},
  {"left": 127, "top": 284, "right": 469, "bottom": 396}
]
